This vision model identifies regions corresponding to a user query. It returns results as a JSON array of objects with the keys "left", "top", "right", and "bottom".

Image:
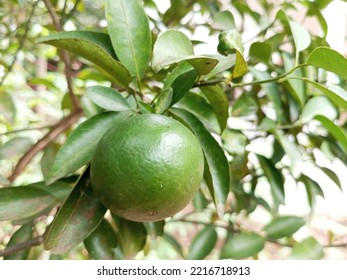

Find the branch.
[
  {"left": 42, "top": 0, "right": 80, "bottom": 111},
  {"left": 7, "top": 109, "right": 83, "bottom": 183},
  {"left": 0, "top": 236, "right": 44, "bottom": 257},
  {"left": 0, "top": 1, "right": 39, "bottom": 86},
  {"left": 62, "top": 0, "right": 82, "bottom": 24}
]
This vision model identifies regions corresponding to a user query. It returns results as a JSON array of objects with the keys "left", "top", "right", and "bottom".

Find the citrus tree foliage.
[{"left": 1, "top": 0, "right": 347, "bottom": 260}]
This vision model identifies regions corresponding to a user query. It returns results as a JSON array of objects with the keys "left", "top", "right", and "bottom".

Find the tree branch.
[
  {"left": 7, "top": 109, "right": 83, "bottom": 183},
  {"left": 0, "top": 236, "right": 44, "bottom": 257},
  {"left": 42, "top": 0, "right": 81, "bottom": 111},
  {"left": 0, "top": 1, "right": 39, "bottom": 86}
]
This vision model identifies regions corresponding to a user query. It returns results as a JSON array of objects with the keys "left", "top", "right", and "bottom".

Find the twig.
[
  {"left": 168, "top": 218, "right": 230, "bottom": 230},
  {"left": 42, "top": 0, "right": 80, "bottom": 111},
  {"left": 0, "top": 1, "right": 39, "bottom": 86},
  {"left": 194, "top": 79, "right": 225, "bottom": 88},
  {"left": 7, "top": 109, "right": 83, "bottom": 183},
  {"left": 62, "top": 0, "right": 82, "bottom": 24},
  {"left": 0, "top": 236, "right": 44, "bottom": 257}
]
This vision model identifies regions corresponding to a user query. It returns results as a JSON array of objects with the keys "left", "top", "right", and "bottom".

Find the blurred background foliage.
[{"left": 1, "top": 0, "right": 347, "bottom": 260}]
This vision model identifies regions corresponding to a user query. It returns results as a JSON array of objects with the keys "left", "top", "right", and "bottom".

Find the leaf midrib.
[{"left": 120, "top": 0, "right": 141, "bottom": 81}]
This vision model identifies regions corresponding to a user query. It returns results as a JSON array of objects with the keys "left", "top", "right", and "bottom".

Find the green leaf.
[
  {"left": 212, "top": 11, "right": 235, "bottom": 30},
  {"left": 307, "top": 47, "right": 347, "bottom": 79},
  {"left": 154, "top": 89, "right": 173, "bottom": 114},
  {"left": 0, "top": 174, "right": 9, "bottom": 185},
  {"left": 106, "top": 0, "right": 151, "bottom": 80},
  {"left": 169, "top": 108, "right": 230, "bottom": 217},
  {"left": 152, "top": 30, "right": 218, "bottom": 75},
  {"left": 177, "top": 92, "right": 220, "bottom": 134},
  {"left": 84, "top": 219, "right": 118, "bottom": 260},
  {"left": 187, "top": 225, "right": 217, "bottom": 260},
  {"left": 221, "top": 232, "right": 265, "bottom": 259},
  {"left": 305, "top": 2, "right": 328, "bottom": 38},
  {"left": 301, "top": 175, "right": 325, "bottom": 209},
  {"left": 47, "top": 111, "right": 132, "bottom": 184},
  {"left": 41, "top": 143, "right": 60, "bottom": 180},
  {"left": 44, "top": 168, "right": 107, "bottom": 254},
  {"left": 162, "top": 233, "right": 184, "bottom": 258},
  {"left": 231, "top": 93, "right": 258, "bottom": 117},
  {"left": 217, "top": 30, "right": 247, "bottom": 79},
  {"left": 282, "top": 52, "right": 306, "bottom": 107},
  {"left": 320, "top": 167, "right": 342, "bottom": 190},
  {"left": 200, "top": 86, "right": 228, "bottom": 133},
  {"left": 113, "top": 215, "right": 147, "bottom": 259},
  {"left": 80, "top": 96, "right": 104, "bottom": 118},
  {"left": 250, "top": 68, "right": 285, "bottom": 123},
  {"left": 217, "top": 30, "right": 244, "bottom": 55},
  {"left": 289, "top": 237, "right": 324, "bottom": 260},
  {"left": 264, "top": 216, "right": 305, "bottom": 239},
  {"left": 276, "top": 10, "right": 311, "bottom": 60},
  {"left": 202, "top": 55, "right": 236, "bottom": 80},
  {"left": 0, "top": 181, "right": 71, "bottom": 222},
  {"left": 249, "top": 42, "right": 272, "bottom": 64},
  {"left": 0, "top": 137, "right": 33, "bottom": 160},
  {"left": 289, "top": 78, "right": 347, "bottom": 111},
  {"left": 257, "top": 155, "right": 285, "bottom": 206},
  {"left": 38, "top": 31, "right": 131, "bottom": 88},
  {"left": 315, "top": 115, "right": 347, "bottom": 154},
  {"left": 192, "top": 191, "right": 208, "bottom": 211},
  {"left": 155, "top": 62, "right": 198, "bottom": 113},
  {"left": 138, "top": 101, "right": 155, "bottom": 114},
  {"left": 222, "top": 129, "right": 248, "bottom": 156},
  {"left": 4, "top": 224, "right": 33, "bottom": 260},
  {"left": 273, "top": 129, "right": 303, "bottom": 169},
  {"left": 0, "top": 90, "right": 16, "bottom": 124},
  {"left": 302, "top": 96, "right": 337, "bottom": 123},
  {"left": 86, "top": 86, "right": 130, "bottom": 112},
  {"left": 144, "top": 220, "right": 165, "bottom": 238}
]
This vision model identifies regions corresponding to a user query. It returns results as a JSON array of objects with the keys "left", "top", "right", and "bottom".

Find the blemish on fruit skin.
[{"left": 149, "top": 211, "right": 158, "bottom": 216}]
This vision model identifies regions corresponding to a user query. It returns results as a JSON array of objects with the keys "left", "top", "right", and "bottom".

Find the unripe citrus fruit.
[{"left": 90, "top": 114, "right": 204, "bottom": 222}]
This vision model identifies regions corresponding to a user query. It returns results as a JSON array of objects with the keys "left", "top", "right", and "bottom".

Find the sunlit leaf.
[
  {"left": 106, "top": 0, "right": 151, "bottom": 80},
  {"left": 307, "top": 47, "right": 347, "bottom": 79},
  {"left": 152, "top": 30, "right": 218, "bottom": 75},
  {"left": 289, "top": 237, "right": 324, "bottom": 260},
  {"left": 86, "top": 86, "right": 131, "bottom": 112},
  {"left": 38, "top": 31, "right": 131, "bottom": 88},
  {"left": 301, "top": 96, "right": 337, "bottom": 123},
  {"left": 249, "top": 42, "right": 272, "bottom": 64},
  {"left": 212, "top": 10, "right": 235, "bottom": 30}
]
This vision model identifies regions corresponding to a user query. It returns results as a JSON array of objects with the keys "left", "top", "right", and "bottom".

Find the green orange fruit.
[{"left": 90, "top": 114, "right": 204, "bottom": 222}]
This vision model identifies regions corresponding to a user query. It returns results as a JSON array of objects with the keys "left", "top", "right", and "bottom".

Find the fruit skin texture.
[{"left": 90, "top": 114, "right": 204, "bottom": 222}]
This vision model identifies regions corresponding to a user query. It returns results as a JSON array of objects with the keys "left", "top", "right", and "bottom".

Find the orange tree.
[{"left": 1, "top": 0, "right": 347, "bottom": 259}]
